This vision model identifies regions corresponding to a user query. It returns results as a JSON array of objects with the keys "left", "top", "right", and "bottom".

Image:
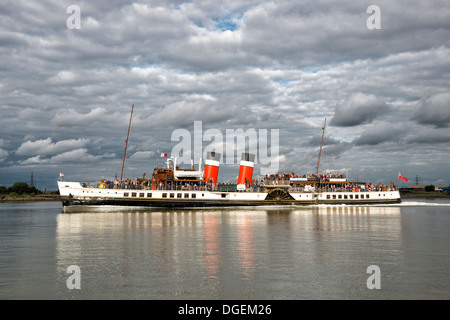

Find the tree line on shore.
[{"left": 0, "top": 182, "right": 42, "bottom": 198}]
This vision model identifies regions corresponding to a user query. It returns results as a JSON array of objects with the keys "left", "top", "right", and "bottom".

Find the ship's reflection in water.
[
  {"left": 55, "top": 206, "right": 406, "bottom": 299},
  {"left": 203, "top": 214, "right": 220, "bottom": 284}
]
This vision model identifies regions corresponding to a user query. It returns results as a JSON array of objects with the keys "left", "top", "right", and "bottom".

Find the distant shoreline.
[
  {"left": 0, "top": 194, "right": 61, "bottom": 203},
  {"left": 400, "top": 191, "right": 450, "bottom": 199}
]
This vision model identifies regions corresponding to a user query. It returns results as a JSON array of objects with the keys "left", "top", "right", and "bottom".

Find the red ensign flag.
[{"left": 398, "top": 172, "right": 408, "bottom": 182}]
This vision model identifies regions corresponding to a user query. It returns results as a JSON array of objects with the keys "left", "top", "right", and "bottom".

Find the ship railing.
[
  {"left": 93, "top": 183, "right": 219, "bottom": 191},
  {"left": 89, "top": 182, "right": 398, "bottom": 192},
  {"left": 263, "top": 179, "right": 291, "bottom": 185},
  {"left": 248, "top": 186, "right": 397, "bottom": 193}
]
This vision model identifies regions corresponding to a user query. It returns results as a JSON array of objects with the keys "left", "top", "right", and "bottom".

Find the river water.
[{"left": 1, "top": 199, "right": 450, "bottom": 300}]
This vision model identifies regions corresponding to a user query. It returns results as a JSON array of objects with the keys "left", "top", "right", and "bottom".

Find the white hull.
[{"left": 58, "top": 181, "right": 402, "bottom": 211}]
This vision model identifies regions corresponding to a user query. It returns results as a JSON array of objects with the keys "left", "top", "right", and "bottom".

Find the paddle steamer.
[
  {"left": 58, "top": 108, "right": 401, "bottom": 211},
  {"left": 58, "top": 151, "right": 401, "bottom": 211}
]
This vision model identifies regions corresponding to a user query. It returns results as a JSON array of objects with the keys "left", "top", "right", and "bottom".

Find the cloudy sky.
[{"left": 1, "top": 0, "right": 449, "bottom": 190}]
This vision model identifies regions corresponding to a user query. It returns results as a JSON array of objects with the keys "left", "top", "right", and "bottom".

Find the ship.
[
  {"left": 57, "top": 110, "right": 401, "bottom": 211},
  {"left": 58, "top": 152, "right": 401, "bottom": 211}
]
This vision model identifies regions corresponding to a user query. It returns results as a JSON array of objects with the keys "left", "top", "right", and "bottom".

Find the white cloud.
[
  {"left": 47, "top": 70, "right": 77, "bottom": 84},
  {"left": 130, "top": 151, "right": 156, "bottom": 160},
  {"left": 16, "top": 138, "right": 90, "bottom": 156},
  {"left": 20, "top": 148, "right": 115, "bottom": 165},
  {"left": 50, "top": 148, "right": 114, "bottom": 163},
  {"left": 19, "top": 156, "right": 42, "bottom": 165}
]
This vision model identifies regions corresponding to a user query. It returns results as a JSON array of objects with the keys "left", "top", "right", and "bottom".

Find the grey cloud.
[
  {"left": 354, "top": 124, "right": 405, "bottom": 146},
  {"left": 1, "top": 1, "right": 449, "bottom": 73},
  {"left": 140, "top": 97, "right": 257, "bottom": 129},
  {"left": 406, "top": 128, "right": 450, "bottom": 144},
  {"left": 410, "top": 93, "right": 450, "bottom": 127},
  {"left": 307, "top": 135, "right": 341, "bottom": 147},
  {"left": 1, "top": 0, "right": 450, "bottom": 188},
  {"left": 322, "top": 141, "right": 353, "bottom": 158},
  {"left": 51, "top": 108, "right": 108, "bottom": 127},
  {"left": 330, "top": 93, "right": 389, "bottom": 127},
  {"left": 240, "top": 1, "right": 450, "bottom": 69},
  {"left": 0, "top": 149, "right": 7, "bottom": 162}
]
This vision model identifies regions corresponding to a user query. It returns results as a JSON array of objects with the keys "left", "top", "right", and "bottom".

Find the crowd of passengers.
[
  {"left": 84, "top": 178, "right": 213, "bottom": 191},
  {"left": 83, "top": 177, "right": 395, "bottom": 192},
  {"left": 264, "top": 172, "right": 346, "bottom": 181}
]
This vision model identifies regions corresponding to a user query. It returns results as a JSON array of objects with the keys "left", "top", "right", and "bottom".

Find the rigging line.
[
  {"left": 120, "top": 104, "right": 134, "bottom": 182},
  {"left": 316, "top": 118, "right": 327, "bottom": 177}
]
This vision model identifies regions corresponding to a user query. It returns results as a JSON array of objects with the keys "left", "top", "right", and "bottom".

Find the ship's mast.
[
  {"left": 120, "top": 104, "right": 134, "bottom": 182},
  {"left": 316, "top": 118, "right": 326, "bottom": 177}
]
